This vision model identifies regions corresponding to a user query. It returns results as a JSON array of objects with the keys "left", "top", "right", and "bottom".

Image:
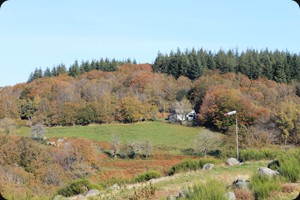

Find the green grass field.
[{"left": 16, "top": 121, "right": 219, "bottom": 152}]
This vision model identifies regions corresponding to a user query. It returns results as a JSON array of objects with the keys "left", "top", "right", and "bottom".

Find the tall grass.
[
  {"left": 134, "top": 170, "right": 161, "bottom": 183},
  {"left": 239, "top": 148, "right": 280, "bottom": 162},
  {"left": 178, "top": 180, "right": 227, "bottom": 200},
  {"left": 56, "top": 179, "right": 102, "bottom": 197},
  {"left": 250, "top": 174, "right": 281, "bottom": 199},
  {"left": 168, "top": 158, "right": 221, "bottom": 175},
  {"left": 278, "top": 150, "right": 300, "bottom": 183}
]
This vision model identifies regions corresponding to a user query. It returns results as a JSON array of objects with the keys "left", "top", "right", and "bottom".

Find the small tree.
[
  {"left": 111, "top": 134, "right": 120, "bottom": 158},
  {"left": 0, "top": 118, "right": 15, "bottom": 135},
  {"left": 31, "top": 123, "right": 47, "bottom": 140},
  {"left": 142, "top": 141, "right": 153, "bottom": 159},
  {"left": 194, "top": 133, "right": 221, "bottom": 157}
]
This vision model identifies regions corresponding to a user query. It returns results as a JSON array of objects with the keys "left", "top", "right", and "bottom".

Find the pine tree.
[
  {"left": 69, "top": 60, "right": 81, "bottom": 77},
  {"left": 44, "top": 67, "right": 52, "bottom": 77}
]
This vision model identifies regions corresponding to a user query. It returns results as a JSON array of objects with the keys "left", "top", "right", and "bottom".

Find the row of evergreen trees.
[
  {"left": 153, "top": 48, "right": 300, "bottom": 83},
  {"left": 28, "top": 48, "right": 300, "bottom": 84},
  {"left": 28, "top": 58, "right": 136, "bottom": 82}
]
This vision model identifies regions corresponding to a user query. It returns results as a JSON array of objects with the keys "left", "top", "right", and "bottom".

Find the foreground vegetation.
[{"left": 0, "top": 122, "right": 299, "bottom": 199}]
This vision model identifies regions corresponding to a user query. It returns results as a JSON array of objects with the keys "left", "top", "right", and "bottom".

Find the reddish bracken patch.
[{"left": 95, "top": 153, "right": 193, "bottom": 181}]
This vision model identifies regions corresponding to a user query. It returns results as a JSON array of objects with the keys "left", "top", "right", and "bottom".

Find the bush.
[
  {"left": 250, "top": 174, "right": 281, "bottom": 199},
  {"left": 129, "top": 183, "right": 156, "bottom": 200},
  {"left": 56, "top": 179, "right": 101, "bottom": 197},
  {"left": 168, "top": 158, "right": 220, "bottom": 175},
  {"left": 278, "top": 156, "right": 300, "bottom": 183},
  {"left": 134, "top": 170, "right": 161, "bottom": 183},
  {"left": 239, "top": 148, "right": 279, "bottom": 162},
  {"left": 178, "top": 180, "right": 227, "bottom": 200}
]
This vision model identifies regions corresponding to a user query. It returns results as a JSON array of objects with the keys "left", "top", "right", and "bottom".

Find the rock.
[
  {"left": 258, "top": 167, "right": 280, "bottom": 177},
  {"left": 47, "top": 141, "right": 56, "bottom": 146},
  {"left": 225, "top": 158, "right": 240, "bottom": 166},
  {"left": 233, "top": 179, "right": 250, "bottom": 190},
  {"left": 67, "top": 194, "right": 86, "bottom": 200},
  {"left": 53, "top": 195, "right": 64, "bottom": 200},
  {"left": 293, "top": 192, "right": 300, "bottom": 200},
  {"left": 225, "top": 192, "right": 236, "bottom": 200},
  {"left": 166, "top": 195, "right": 177, "bottom": 200},
  {"left": 202, "top": 163, "right": 215, "bottom": 170},
  {"left": 84, "top": 189, "right": 101, "bottom": 197},
  {"left": 109, "top": 183, "right": 120, "bottom": 191},
  {"left": 267, "top": 160, "right": 280, "bottom": 170},
  {"left": 57, "top": 138, "right": 64, "bottom": 143},
  {"left": 178, "top": 190, "right": 188, "bottom": 198}
]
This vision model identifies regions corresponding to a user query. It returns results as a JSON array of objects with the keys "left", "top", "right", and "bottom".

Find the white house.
[{"left": 168, "top": 109, "right": 196, "bottom": 122}]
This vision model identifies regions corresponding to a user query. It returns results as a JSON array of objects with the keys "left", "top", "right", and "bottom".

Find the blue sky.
[{"left": 0, "top": 0, "right": 299, "bottom": 86}]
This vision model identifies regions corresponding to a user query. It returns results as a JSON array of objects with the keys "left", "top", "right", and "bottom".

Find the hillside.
[{"left": 1, "top": 63, "right": 300, "bottom": 146}]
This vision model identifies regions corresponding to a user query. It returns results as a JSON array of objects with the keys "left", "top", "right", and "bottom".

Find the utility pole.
[
  {"left": 235, "top": 116, "right": 239, "bottom": 160},
  {"left": 224, "top": 110, "right": 239, "bottom": 160}
]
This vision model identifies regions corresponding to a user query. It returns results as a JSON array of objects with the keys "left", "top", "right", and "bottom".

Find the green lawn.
[{"left": 16, "top": 121, "right": 218, "bottom": 151}]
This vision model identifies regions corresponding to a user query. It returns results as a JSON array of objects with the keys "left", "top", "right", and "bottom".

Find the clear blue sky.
[{"left": 0, "top": 0, "right": 299, "bottom": 86}]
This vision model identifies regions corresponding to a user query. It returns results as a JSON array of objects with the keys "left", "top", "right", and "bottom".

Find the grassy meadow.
[{"left": 16, "top": 121, "right": 219, "bottom": 153}]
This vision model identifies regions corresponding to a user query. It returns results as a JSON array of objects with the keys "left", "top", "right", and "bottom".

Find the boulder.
[
  {"left": 109, "top": 183, "right": 120, "bottom": 191},
  {"left": 178, "top": 190, "right": 188, "bottom": 198},
  {"left": 258, "top": 167, "right": 280, "bottom": 177},
  {"left": 225, "top": 158, "right": 240, "bottom": 166},
  {"left": 84, "top": 189, "right": 101, "bottom": 197},
  {"left": 53, "top": 195, "right": 64, "bottom": 200},
  {"left": 202, "top": 163, "right": 215, "bottom": 170},
  {"left": 293, "top": 192, "right": 300, "bottom": 200},
  {"left": 166, "top": 195, "right": 177, "bottom": 200},
  {"left": 232, "top": 179, "right": 250, "bottom": 190},
  {"left": 57, "top": 138, "right": 65, "bottom": 143},
  {"left": 225, "top": 192, "right": 236, "bottom": 200},
  {"left": 267, "top": 160, "right": 280, "bottom": 170}
]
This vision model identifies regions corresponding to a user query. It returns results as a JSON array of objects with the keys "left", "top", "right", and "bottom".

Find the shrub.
[
  {"left": 134, "top": 170, "right": 161, "bottom": 183},
  {"left": 129, "top": 183, "right": 156, "bottom": 200},
  {"left": 250, "top": 174, "right": 281, "bottom": 199},
  {"left": 56, "top": 179, "right": 101, "bottom": 197},
  {"left": 278, "top": 156, "right": 300, "bottom": 183},
  {"left": 168, "top": 158, "right": 220, "bottom": 175},
  {"left": 239, "top": 148, "right": 279, "bottom": 162},
  {"left": 178, "top": 180, "right": 227, "bottom": 200}
]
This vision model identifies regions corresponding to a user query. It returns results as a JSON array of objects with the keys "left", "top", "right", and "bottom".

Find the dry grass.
[{"left": 233, "top": 189, "right": 254, "bottom": 200}]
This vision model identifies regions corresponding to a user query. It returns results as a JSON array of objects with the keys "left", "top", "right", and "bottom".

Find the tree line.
[
  {"left": 153, "top": 48, "right": 300, "bottom": 83},
  {"left": 28, "top": 58, "right": 137, "bottom": 82}
]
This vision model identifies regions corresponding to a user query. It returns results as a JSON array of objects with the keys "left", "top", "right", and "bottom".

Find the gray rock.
[
  {"left": 109, "top": 183, "right": 120, "bottom": 191},
  {"left": 225, "top": 158, "right": 240, "bottom": 166},
  {"left": 166, "top": 195, "right": 177, "bottom": 200},
  {"left": 293, "top": 192, "right": 300, "bottom": 200},
  {"left": 53, "top": 195, "right": 64, "bottom": 200},
  {"left": 65, "top": 195, "right": 86, "bottom": 200},
  {"left": 178, "top": 190, "right": 188, "bottom": 198},
  {"left": 233, "top": 179, "right": 250, "bottom": 190},
  {"left": 84, "top": 189, "right": 101, "bottom": 197},
  {"left": 258, "top": 167, "right": 280, "bottom": 177},
  {"left": 57, "top": 138, "right": 65, "bottom": 143},
  {"left": 47, "top": 141, "right": 56, "bottom": 146},
  {"left": 225, "top": 192, "right": 236, "bottom": 200},
  {"left": 267, "top": 160, "right": 280, "bottom": 170},
  {"left": 202, "top": 163, "right": 214, "bottom": 170}
]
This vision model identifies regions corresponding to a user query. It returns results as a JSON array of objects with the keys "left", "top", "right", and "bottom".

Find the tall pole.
[
  {"left": 224, "top": 110, "right": 238, "bottom": 160},
  {"left": 236, "top": 116, "right": 239, "bottom": 161}
]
